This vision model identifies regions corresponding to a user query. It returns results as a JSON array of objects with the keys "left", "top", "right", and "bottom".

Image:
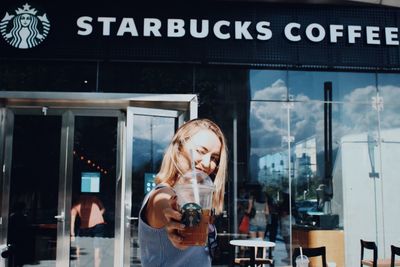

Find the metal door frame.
[
  {"left": 0, "top": 92, "right": 198, "bottom": 267},
  {"left": 0, "top": 108, "right": 13, "bottom": 261},
  {"left": 59, "top": 109, "right": 126, "bottom": 267},
  {"left": 122, "top": 105, "right": 197, "bottom": 266}
]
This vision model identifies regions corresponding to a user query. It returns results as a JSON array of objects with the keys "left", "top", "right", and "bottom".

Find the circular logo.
[
  {"left": 0, "top": 3, "right": 50, "bottom": 49},
  {"left": 181, "top": 202, "right": 202, "bottom": 227}
]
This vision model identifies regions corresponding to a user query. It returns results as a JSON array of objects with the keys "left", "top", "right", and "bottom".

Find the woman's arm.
[
  {"left": 145, "top": 186, "right": 187, "bottom": 249},
  {"left": 97, "top": 199, "right": 106, "bottom": 215},
  {"left": 265, "top": 201, "right": 270, "bottom": 215},
  {"left": 246, "top": 196, "right": 253, "bottom": 214},
  {"left": 70, "top": 206, "right": 78, "bottom": 240}
]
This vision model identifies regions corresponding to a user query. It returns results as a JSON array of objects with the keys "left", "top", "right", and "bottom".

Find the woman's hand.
[
  {"left": 164, "top": 196, "right": 189, "bottom": 250},
  {"left": 146, "top": 187, "right": 189, "bottom": 250}
]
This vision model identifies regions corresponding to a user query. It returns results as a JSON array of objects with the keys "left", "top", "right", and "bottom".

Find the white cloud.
[
  {"left": 133, "top": 116, "right": 175, "bottom": 146},
  {"left": 250, "top": 81, "right": 400, "bottom": 157}
]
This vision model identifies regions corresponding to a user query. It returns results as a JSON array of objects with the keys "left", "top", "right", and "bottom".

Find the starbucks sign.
[{"left": 0, "top": 3, "right": 50, "bottom": 49}]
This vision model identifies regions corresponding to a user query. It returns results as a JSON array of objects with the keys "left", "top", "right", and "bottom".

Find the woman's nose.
[{"left": 200, "top": 154, "right": 211, "bottom": 169}]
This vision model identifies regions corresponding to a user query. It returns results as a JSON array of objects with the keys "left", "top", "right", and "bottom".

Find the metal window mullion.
[
  {"left": 0, "top": 110, "right": 14, "bottom": 247},
  {"left": 56, "top": 111, "right": 74, "bottom": 267}
]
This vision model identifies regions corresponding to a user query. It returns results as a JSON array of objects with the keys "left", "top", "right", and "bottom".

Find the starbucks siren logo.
[{"left": 0, "top": 3, "right": 50, "bottom": 49}]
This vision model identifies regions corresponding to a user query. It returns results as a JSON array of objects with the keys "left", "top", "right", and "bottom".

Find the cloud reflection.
[
  {"left": 251, "top": 81, "right": 400, "bottom": 157},
  {"left": 132, "top": 116, "right": 175, "bottom": 170}
]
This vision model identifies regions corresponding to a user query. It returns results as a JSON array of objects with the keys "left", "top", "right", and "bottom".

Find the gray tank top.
[
  {"left": 138, "top": 185, "right": 211, "bottom": 267},
  {"left": 250, "top": 201, "right": 267, "bottom": 226}
]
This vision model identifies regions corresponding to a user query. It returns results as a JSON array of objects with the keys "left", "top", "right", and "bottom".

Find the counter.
[{"left": 292, "top": 225, "right": 344, "bottom": 267}]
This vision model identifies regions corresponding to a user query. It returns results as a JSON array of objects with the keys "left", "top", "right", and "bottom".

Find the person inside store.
[
  {"left": 247, "top": 185, "right": 269, "bottom": 240},
  {"left": 237, "top": 184, "right": 250, "bottom": 257},
  {"left": 138, "top": 118, "right": 228, "bottom": 267},
  {"left": 265, "top": 193, "right": 278, "bottom": 243},
  {"left": 237, "top": 185, "right": 249, "bottom": 222},
  {"left": 279, "top": 190, "right": 295, "bottom": 263},
  {"left": 70, "top": 194, "right": 107, "bottom": 267},
  {"left": 70, "top": 194, "right": 107, "bottom": 239}
]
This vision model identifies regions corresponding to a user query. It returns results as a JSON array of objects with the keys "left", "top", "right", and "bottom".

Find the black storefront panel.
[{"left": 1, "top": 1, "right": 400, "bottom": 68}]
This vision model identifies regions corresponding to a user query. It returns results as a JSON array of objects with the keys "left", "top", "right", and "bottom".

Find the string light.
[{"left": 73, "top": 150, "right": 108, "bottom": 175}]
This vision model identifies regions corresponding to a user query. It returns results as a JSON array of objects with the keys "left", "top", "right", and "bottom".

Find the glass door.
[
  {"left": 0, "top": 108, "right": 125, "bottom": 267},
  {"left": 124, "top": 106, "right": 195, "bottom": 266},
  {"left": 68, "top": 110, "right": 125, "bottom": 267},
  {"left": 0, "top": 108, "right": 65, "bottom": 267}
]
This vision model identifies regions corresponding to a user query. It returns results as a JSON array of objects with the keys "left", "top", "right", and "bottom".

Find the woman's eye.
[
  {"left": 211, "top": 156, "right": 220, "bottom": 164},
  {"left": 196, "top": 148, "right": 206, "bottom": 155}
]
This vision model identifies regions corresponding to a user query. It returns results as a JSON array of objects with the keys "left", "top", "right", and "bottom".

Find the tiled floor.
[
  {"left": 18, "top": 236, "right": 292, "bottom": 266},
  {"left": 15, "top": 236, "right": 114, "bottom": 267},
  {"left": 228, "top": 238, "right": 292, "bottom": 267},
  {"left": 70, "top": 237, "right": 114, "bottom": 267}
]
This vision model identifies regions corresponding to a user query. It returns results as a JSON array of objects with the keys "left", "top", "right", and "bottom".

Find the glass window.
[
  {"left": 288, "top": 71, "right": 376, "bottom": 102},
  {"left": 378, "top": 73, "right": 400, "bottom": 130},
  {"left": 249, "top": 70, "right": 380, "bottom": 267},
  {"left": 250, "top": 70, "right": 288, "bottom": 101},
  {"left": 194, "top": 67, "right": 250, "bottom": 265},
  {"left": 249, "top": 101, "right": 290, "bottom": 265},
  {"left": 376, "top": 73, "right": 400, "bottom": 260},
  {"left": 330, "top": 101, "right": 380, "bottom": 266}
]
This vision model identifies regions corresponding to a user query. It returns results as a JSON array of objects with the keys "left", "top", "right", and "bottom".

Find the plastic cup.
[
  {"left": 295, "top": 255, "right": 309, "bottom": 267},
  {"left": 174, "top": 170, "right": 215, "bottom": 246}
]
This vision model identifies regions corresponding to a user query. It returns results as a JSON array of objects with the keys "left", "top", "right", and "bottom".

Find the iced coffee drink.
[{"left": 174, "top": 170, "right": 214, "bottom": 246}]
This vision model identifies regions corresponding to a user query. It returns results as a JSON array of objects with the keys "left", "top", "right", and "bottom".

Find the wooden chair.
[
  {"left": 360, "top": 239, "right": 395, "bottom": 267},
  {"left": 234, "top": 246, "right": 274, "bottom": 267},
  {"left": 292, "top": 246, "right": 327, "bottom": 267},
  {"left": 391, "top": 245, "right": 400, "bottom": 267}
]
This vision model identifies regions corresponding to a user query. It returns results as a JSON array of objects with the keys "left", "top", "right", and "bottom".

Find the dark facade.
[{"left": 1, "top": 1, "right": 400, "bottom": 267}]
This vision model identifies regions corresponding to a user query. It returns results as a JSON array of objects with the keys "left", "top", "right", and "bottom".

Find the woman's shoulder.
[
  {"left": 255, "top": 199, "right": 266, "bottom": 204},
  {"left": 153, "top": 183, "right": 175, "bottom": 194},
  {"left": 147, "top": 183, "right": 176, "bottom": 206}
]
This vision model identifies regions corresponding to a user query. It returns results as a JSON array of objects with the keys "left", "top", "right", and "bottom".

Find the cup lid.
[
  {"left": 295, "top": 255, "right": 309, "bottom": 262},
  {"left": 175, "top": 170, "right": 214, "bottom": 187}
]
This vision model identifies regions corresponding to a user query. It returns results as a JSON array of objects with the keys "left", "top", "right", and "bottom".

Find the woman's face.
[
  {"left": 180, "top": 129, "right": 221, "bottom": 176},
  {"left": 20, "top": 14, "right": 31, "bottom": 27}
]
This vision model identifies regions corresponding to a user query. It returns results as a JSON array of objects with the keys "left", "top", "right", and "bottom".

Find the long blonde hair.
[{"left": 155, "top": 118, "right": 228, "bottom": 215}]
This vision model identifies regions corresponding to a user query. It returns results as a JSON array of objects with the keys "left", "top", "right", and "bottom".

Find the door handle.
[
  {"left": 127, "top": 216, "right": 138, "bottom": 221},
  {"left": 0, "top": 244, "right": 11, "bottom": 259},
  {"left": 0, "top": 244, "right": 9, "bottom": 253},
  {"left": 54, "top": 211, "right": 65, "bottom": 222}
]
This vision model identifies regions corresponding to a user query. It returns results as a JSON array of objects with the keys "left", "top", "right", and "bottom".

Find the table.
[{"left": 229, "top": 239, "right": 275, "bottom": 266}]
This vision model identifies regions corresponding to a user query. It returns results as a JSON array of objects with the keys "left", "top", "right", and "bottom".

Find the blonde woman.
[{"left": 138, "top": 118, "right": 228, "bottom": 267}]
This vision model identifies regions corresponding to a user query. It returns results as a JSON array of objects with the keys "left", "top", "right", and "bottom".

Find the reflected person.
[{"left": 71, "top": 194, "right": 107, "bottom": 267}]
